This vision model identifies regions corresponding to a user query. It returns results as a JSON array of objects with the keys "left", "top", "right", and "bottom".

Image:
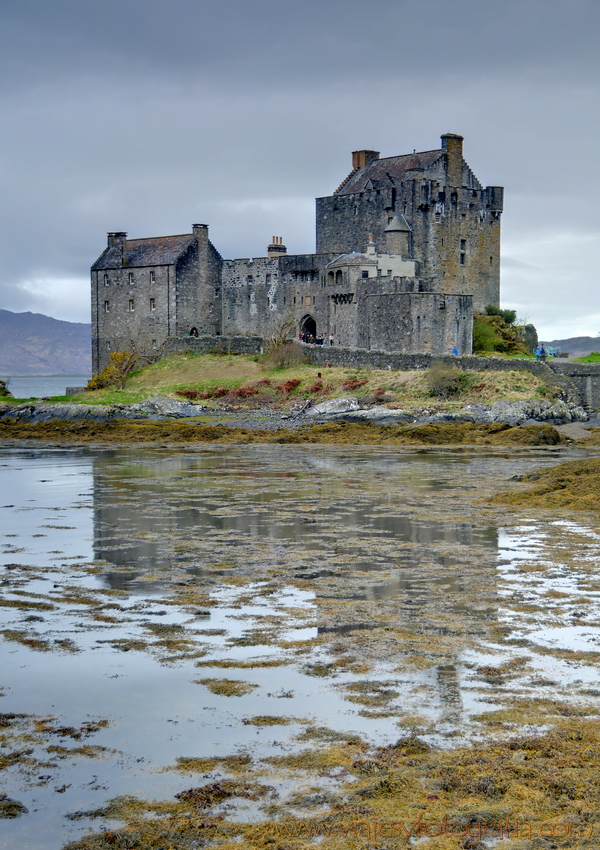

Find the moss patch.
[
  {"left": 492, "top": 457, "right": 600, "bottom": 511},
  {"left": 194, "top": 677, "right": 258, "bottom": 697}
]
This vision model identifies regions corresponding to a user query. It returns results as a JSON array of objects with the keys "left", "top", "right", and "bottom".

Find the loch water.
[{"left": 1, "top": 444, "right": 599, "bottom": 848}]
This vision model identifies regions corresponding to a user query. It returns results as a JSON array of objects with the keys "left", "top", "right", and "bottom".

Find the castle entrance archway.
[{"left": 300, "top": 315, "right": 316, "bottom": 338}]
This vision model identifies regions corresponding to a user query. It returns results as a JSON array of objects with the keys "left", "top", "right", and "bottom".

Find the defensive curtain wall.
[{"left": 171, "top": 336, "right": 600, "bottom": 411}]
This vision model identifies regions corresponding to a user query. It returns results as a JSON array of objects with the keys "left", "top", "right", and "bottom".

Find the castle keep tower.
[
  {"left": 91, "top": 134, "right": 496, "bottom": 371},
  {"left": 315, "top": 133, "right": 503, "bottom": 312},
  {"left": 91, "top": 226, "right": 222, "bottom": 373}
]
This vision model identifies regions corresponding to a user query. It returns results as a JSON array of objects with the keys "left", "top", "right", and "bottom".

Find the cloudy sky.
[{"left": 0, "top": 0, "right": 598, "bottom": 339}]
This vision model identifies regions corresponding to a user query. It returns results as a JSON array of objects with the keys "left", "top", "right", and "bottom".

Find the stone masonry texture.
[{"left": 91, "top": 134, "right": 502, "bottom": 374}]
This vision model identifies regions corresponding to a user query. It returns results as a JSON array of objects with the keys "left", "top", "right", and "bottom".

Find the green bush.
[{"left": 485, "top": 305, "right": 517, "bottom": 325}]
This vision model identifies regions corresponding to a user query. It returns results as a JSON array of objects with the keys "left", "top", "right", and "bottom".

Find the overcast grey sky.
[{"left": 0, "top": 0, "right": 598, "bottom": 339}]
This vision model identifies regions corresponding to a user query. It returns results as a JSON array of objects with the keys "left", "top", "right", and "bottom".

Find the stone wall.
[
  {"left": 316, "top": 141, "right": 501, "bottom": 313},
  {"left": 359, "top": 290, "right": 472, "bottom": 354},
  {"left": 222, "top": 256, "right": 281, "bottom": 336},
  {"left": 165, "top": 335, "right": 264, "bottom": 356},
  {"left": 547, "top": 362, "right": 600, "bottom": 411},
  {"left": 175, "top": 228, "right": 223, "bottom": 337},
  {"left": 91, "top": 263, "right": 175, "bottom": 374}
]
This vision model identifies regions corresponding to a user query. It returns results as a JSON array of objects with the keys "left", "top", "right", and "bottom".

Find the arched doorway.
[{"left": 300, "top": 315, "right": 316, "bottom": 338}]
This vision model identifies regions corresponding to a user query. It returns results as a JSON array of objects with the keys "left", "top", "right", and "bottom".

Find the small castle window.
[
  {"left": 266, "top": 274, "right": 271, "bottom": 284},
  {"left": 246, "top": 275, "right": 253, "bottom": 284},
  {"left": 104, "top": 300, "right": 110, "bottom": 312},
  {"left": 149, "top": 271, "right": 155, "bottom": 283},
  {"left": 128, "top": 299, "right": 135, "bottom": 311},
  {"left": 460, "top": 239, "right": 466, "bottom": 250},
  {"left": 460, "top": 253, "right": 466, "bottom": 265},
  {"left": 376, "top": 268, "right": 382, "bottom": 276},
  {"left": 152, "top": 340, "right": 157, "bottom": 349},
  {"left": 128, "top": 272, "right": 134, "bottom": 285},
  {"left": 103, "top": 274, "right": 109, "bottom": 286},
  {"left": 490, "top": 256, "right": 493, "bottom": 267},
  {"left": 361, "top": 270, "right": 369, "bottom": 279},
  {"left": 150, "top": 298, "right": 156, "bottom": 310},
  {"left": 215, "top": 287, "right": 220, "bottom": 296},
  {"left": 282, "top": 273, "right": 287, "bottom": 282},
  {"left": 387, "top": 269, "right": 392, "bottom": 276}
]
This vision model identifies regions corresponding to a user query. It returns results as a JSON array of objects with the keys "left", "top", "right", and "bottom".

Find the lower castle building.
[{"left": 91, "top": 133, "right": 502, "bottom": 374}]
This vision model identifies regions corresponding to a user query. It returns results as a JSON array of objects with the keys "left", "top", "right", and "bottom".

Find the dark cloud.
[{"left": 0, "top": 0, "right": 598, "bottom": 336}]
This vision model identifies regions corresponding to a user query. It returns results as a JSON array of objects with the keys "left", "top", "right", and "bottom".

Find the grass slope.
[{"left": 7, "top": 351, "right": 555, "bottom": 409}]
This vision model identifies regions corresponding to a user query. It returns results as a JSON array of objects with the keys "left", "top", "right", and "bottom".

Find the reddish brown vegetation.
[
  {"left": 273, "top": 379, "right": 302, "bottom": 395},
  {"left": 229, "top": 386, "right": 259, "bottom": 399},
  {"left": 342, "top": 378, "right": 368, "bottom": 391}
]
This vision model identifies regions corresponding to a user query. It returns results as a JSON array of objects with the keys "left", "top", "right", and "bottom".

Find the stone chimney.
[
  {"left": 193, "top": 223, "right": 209, "bottom": 247},
  {"left": 441, "top": 133, "right": 464, "bottom": 187},
  {"left": 352, "top": 150, "right": 380, "bottom": 170},
  {"left": 107, "top": 232, "right": 127, "bottom": 265},
  {"left": 268, "top": 236, "right": 287, "bottom": 257},
  {"left": 107, "top": 231, "right": 127, "bottom": 247}
]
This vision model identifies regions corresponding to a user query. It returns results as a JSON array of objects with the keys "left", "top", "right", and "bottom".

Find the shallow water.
[
  {"left": 1, "top": 443, "right": 599, "bottom": 847},
  {"left": 0, "top": 375, "right": 90, "bottom": 399}
]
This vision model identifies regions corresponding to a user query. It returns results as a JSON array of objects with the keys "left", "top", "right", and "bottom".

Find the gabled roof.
[
  {"left": 335, "top": 149, "right": 443, "bottom": 195},
  {"left": 92, "top": 234, "right": 195, "bottom": 270}
]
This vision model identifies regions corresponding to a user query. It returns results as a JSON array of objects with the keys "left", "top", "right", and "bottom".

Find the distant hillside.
[
  {"left": 0, "top": 309, "right": 91, "bottom": 375},
  {"left": 540, "top": 336, "right": 600, "bottom": 359}
]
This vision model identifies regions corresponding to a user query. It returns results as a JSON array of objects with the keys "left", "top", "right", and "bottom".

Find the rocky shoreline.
[{"left": 0, "top": 395, "right": 594, "bottom": 432}]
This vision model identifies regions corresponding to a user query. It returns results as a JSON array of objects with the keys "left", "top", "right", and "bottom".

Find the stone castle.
[{"left": 91, "top": 133, "right": 503, "bottom": 374}]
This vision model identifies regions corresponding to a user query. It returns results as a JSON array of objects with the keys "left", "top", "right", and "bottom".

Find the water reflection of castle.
[{"left": 91, "top": 448, "right": 500, "bottom": 727}]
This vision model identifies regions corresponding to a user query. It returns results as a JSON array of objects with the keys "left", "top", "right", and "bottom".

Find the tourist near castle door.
[{"left": 300, "top": 315, "right": 316, "bottom": 338}]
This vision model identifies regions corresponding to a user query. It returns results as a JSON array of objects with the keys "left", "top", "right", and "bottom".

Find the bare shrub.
[
  {"left": 263, "top": 342, "right": 306, "bottom": 369},
  {"left": 87, "top": 338, "right": 170, "bottom": 390},
  {"left": 263, "top": 314, "right": 296, "bottom": 353},
  {"left": 427, "top": 361, "right": 470, "bottom": 399}
]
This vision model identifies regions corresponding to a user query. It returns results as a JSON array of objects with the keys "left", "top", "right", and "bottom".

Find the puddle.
[{"left": 1, "top": 443, "right": 600, "bottom": 847}]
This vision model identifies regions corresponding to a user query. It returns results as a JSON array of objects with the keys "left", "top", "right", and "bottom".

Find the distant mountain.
[
  {"left": 0, "top": 309, "right": 91, "bottom": 375},
  {"left": 540, "top": 336, "right": 600, "bottom": 359}
]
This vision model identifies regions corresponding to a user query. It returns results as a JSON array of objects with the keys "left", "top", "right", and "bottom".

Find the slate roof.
[
  {"left": 385, "top": 214, "right": 411, "bottom": 233},
  {"left": 335, "top": 149, "right": 443, "bottom": 195},
  {"left": 92, "top": 234, "right": 195, "bottom": 270},
  {"left": 327, "top": 252, "right": 377, "bottom": 268}
]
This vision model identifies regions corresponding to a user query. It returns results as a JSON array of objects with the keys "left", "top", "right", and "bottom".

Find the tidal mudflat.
[{"left": 1, "top": 443, "right": 600, "bottom": 848}]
